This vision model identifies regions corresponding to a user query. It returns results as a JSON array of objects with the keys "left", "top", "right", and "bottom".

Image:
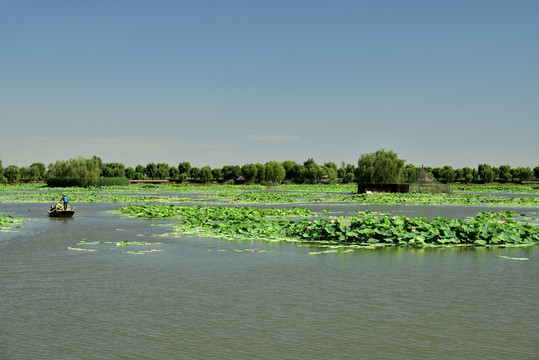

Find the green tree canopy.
[
  {"left": 462, "top": 167, "right": 476, "bottom": 183},
  {"left": 281, "top": 160, "right": 297, "bottom": 180},
  {"left": 102, "top": 162, "right": 126, "bottom": 177},
  {"left": 221, "top": 165, "right": 241, "bottom": 182},
  {"left": 323, "top": 162, "right": 338, "bottom": 173},
  {"left": 47, "top": 156, "right": 101, "bottom": 187},
  {"left": 211, "top": 168, "right": 223, "bottom": 182},
  {"left": 265, "top": 161, "right": 286, "bottom": 184},
  {"left": 178, "top": 161, "right": 191, "bottom": 176},
  {"left": 4, "top": 165, "right": 21, "bottom": 183},
  {"left": 144, "top": 163, "right": 157, "bottom": 179},
  {"left": 200, "top": 166, "right": 213, "bottom": 183},
  {"left": 404, "top": 164, "right": 420, "bottom": 183},
  {"left": 301, "top": 163, "right": 322, "bottom": 184},
  {"left": 342, "top": 172, "right": 355, "bottom": 183},
  {"left": 439, "top": 165, "right": 456, "bottom": 183},
  {"left": 355, "top": 149, "right": 406, "bottom": 184},
  {"left": 322, "top": 165, "right": 337, "bottom": 184},
  {"left": 241, "top": 163, "right": 258, "bottom": 184},
  {"left": 190, "top": 166, "right": 201, "bottom": 181},
  {"left": 155, "top": 163, "right": 170, "bottom": 180},
  {"left": 178, "top": 173, "right": 188, "bottom": 183},
  {"left": 20, "top": 166, "right": 39, "bottom": 182},
  {"left": 478, "top": 164, "right": 495, "bottom": 183},
  {"left": 511, "top": 167, "right": 533, "bottom": 182},
  {"left": 30, "top": 162, "right": 47, "bottom": 181},
  {"left": 125, "top": 167, "right": 135, "bottom": 180},
  {"left": 92, "top": 156, "right": 103, "bottom": 170},
  {"left": 498, "top": 165, "right": 512, "bottom": 183},
  {"left": 255, "top": 163, "right": 266, "bottom": 184},
  {"left": 19, "top": 163, "right": 46, "bottom": 182},
  {"left": 169, "top": 167, "right": 179, "bottom": 179}
]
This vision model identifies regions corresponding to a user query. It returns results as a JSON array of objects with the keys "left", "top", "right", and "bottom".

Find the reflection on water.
[{"left": 1, "top": 203, "right": 538, "bottom": 359}]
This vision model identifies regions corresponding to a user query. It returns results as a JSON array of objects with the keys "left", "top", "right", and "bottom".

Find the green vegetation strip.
[
  {"left": 0, "top": 214, "right": 24, "bottom": 232},
  {"left": 452, "top": 184, "right": 539, "bottom": 193},
  {"left": 1, "top": 184, "right": 538, "bottom": 207},
  {"left": 117, "top": 205, "right": 539, "bottom": 247}
]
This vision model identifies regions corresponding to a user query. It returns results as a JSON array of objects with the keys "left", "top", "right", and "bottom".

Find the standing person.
[{"left": 60, "top": 194, "right": 68, "bottom": 210}]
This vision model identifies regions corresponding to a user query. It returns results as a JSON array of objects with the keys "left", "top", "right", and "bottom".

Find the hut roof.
[
  {"left": 410, "top": 167, "right": 442, "bottom": 185},
  {"left": 409, "top": 167, "right": 450, "bottom": 193}
]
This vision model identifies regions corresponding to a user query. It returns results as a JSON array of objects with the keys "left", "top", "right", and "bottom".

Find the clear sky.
[{"left": 2, "top": 0, "right": 538, "bottom": 170}]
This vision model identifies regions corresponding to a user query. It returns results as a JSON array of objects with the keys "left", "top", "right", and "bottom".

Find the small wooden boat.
[{"left": 48, "top": 206, "right": 75, "bottom": 218}]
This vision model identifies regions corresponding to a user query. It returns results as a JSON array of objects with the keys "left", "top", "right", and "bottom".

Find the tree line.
[{"left": 0, "top": 150, "right": 538, "bottom": 186}]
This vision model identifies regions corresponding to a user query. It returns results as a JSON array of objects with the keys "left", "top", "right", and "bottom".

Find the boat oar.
[{"left": 27, "top": 209, "right": 51, "bottom": 217}]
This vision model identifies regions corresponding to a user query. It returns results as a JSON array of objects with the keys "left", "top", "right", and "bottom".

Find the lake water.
[{"left": 1, "top": 203, "right": 538, "bottom": 359}]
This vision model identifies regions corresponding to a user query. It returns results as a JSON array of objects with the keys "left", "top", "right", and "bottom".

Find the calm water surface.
[{"left": 1, "top": 203, "right": 538, "bottom": 359}]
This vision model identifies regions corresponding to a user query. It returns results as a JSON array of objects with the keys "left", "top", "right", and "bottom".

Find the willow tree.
[
  {"left": 47, "top": 156, "right": 101, "bottom": 187},
  {"left": 355, "top": 149, "right": 406, "bottom": 184},
  {"left": 4, "top": 165, "right": 21, "bottom": 183},
  {"left": 200, "top": 166, "right": 213, "bottom": 183}
]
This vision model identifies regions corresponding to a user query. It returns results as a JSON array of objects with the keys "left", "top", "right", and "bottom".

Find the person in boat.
[{"left": 60, "top": 194, "right": 69, "bottom": 211}]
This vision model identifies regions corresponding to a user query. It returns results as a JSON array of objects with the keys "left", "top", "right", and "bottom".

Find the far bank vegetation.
[{"left": 0, "top": 150, "right": 537, "bottom": 188}]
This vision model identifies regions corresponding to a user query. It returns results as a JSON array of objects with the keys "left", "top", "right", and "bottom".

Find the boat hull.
[{"left": 48, "top": 210, "right": 75, "bottom": 218}]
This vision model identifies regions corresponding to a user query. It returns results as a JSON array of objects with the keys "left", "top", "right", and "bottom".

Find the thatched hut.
[
  {"left": 409, "top": 167, "right": 450, "bottom": 193},
  {"left": 234, "top": 176, "right": 246, "bottom": 185}
]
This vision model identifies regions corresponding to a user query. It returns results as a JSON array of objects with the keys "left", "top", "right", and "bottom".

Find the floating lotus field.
[
  {"left": 1, "top": 183, "right": 538, "bottom": 207},
  {"left": 116, "top": 204, "right": 539, "bottom": 248},
  {"left": 226, "top": 191, "right": 539, "bottom": 206},
  {"left": 0, "top": 213, "right": 24, "bottom": 232},
  {"left": 452, "top": 184, "right": 539, "bottom": 193},
  {"left": 2, "top": 184, "right": 538, "bottom": 243}
]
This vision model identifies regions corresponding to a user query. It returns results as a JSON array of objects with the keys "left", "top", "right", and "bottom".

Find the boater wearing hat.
[{"left": 60, "top": 194, "right": 69, "bottom": 210}]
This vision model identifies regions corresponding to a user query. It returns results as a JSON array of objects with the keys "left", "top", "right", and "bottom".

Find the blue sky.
[{"left": 2, "top": 0, "right": 538, "bottom": 169}]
